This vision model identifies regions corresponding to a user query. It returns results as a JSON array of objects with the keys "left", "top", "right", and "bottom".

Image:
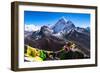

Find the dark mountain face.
[
  {"left": 65, "top": 29, "right": 90, "bottom": 56},
  {"left": 39, "top": 25, "right": 53, "bottom": 37},
  {"left": 25, "top": 35, "right": 66, "bottom": 51},
  {"left": 75, "top": 27, "right": 90, "bottom": 35},
  {"left": 30, "top": 26, "right": 53, "bottom": 40},
  {"left": 85, "top": 27, "right": 90, "bottom": 32},
  {"left": 52, "top": 17, "right": 75, "bottom": 33}
]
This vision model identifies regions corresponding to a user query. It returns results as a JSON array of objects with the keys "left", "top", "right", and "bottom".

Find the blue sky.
[{"left": 24, "top": 11, "right": 90, "bottom": 27}]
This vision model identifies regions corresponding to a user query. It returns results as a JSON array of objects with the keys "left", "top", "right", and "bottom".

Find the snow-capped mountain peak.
[
  {"left": 59, "top": 16, "right": 68, "bottom": 22},
  {"left": 52, "top": 17, "right": 75, "bottom": 33}
]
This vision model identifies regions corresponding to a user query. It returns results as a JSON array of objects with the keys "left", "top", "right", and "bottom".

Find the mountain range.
[{"left": 24, "top": 17, "right": 90, "bottom": 57}]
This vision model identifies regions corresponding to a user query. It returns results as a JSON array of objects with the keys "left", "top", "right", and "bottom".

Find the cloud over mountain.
[{"left": 25, "top": 24, "right": 41, "bottom": 31}]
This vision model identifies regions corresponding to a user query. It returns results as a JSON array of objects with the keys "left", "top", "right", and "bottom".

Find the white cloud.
[
  {"left": 25, "top": 24, "right": 41, "bottom": 31},
  {"left": 80, "top": 24, "right": 90, "bottom": 28}
]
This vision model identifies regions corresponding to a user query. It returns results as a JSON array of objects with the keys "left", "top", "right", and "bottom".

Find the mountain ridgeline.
[{"left": 24, "top": 17, "right": 90, "bottom": 58}]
